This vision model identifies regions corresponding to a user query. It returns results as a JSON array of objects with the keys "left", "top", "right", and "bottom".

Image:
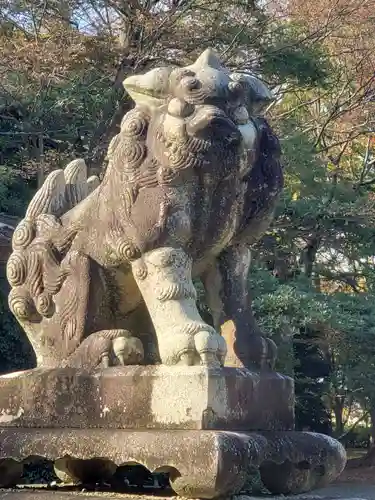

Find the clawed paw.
[
  {"left": 99, "top": 330, "right": 145, "bottom": 368},
  {"left": 194, "top": 329, "right": 227, "bottom": 367},
  {"left": 112, "top": 333, "right": 144, "bottom": 366},
  {"left": 174, "top": 328, "right": 227, "bottom": 367}
]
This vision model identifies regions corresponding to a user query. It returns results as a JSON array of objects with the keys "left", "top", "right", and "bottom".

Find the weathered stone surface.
[
  {"left": 0, "top": 429, "right": 346, "bottom": 498},
  {"left": 6, "top": 49, "right": 282, "bottom": 371},
  {"left": 0, "top": 429, "right": 250, "bottom": 497},
  {"left": 0, "top": 367, "right": 294, "bottom": 430},
  {"left": 0, "top": 489, "right": 372, "bottom": 500},
  {"left": 258, "top": 432, "right": 347, "bottom": 494}
]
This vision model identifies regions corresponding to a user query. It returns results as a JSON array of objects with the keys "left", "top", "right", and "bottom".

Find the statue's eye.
[
  {"left": 175, "top": 69, "right": 195, "bottom": 81},
  {"left": 170, "top": 69, "right": 195, "bottom": 88},
  {"left": 180, "top": 76, "right": 201, "bottom": 92},
  {"left": 174, "top": 72, "right": 207, "bottom": 104},
  {"left": 228, "top": 80, "right": 244, "bottom": 98}
]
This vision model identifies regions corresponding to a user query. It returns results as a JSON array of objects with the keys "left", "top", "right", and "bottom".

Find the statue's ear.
[
  {"left": 230, "top": 72, "right": 275, "bottom": 115},
  {"left": 123, "top": 66, "right": 175, "bottom": 108}
]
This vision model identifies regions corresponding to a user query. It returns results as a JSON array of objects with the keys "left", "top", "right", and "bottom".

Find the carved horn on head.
[{"left": 193, "top": 48, "right": 223, "bottom": 70}]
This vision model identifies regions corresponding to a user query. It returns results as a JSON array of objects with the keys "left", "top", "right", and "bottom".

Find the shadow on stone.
[
  {"left": 0, "top": 458, "right": 23, "bottom": 487},
  {"left": 260, "top": 459, "right": 327, "bottom": 495},
  {"left": 54, "top": 456, "right": 117, "bottom": 485},
  {"left": 22, "top": 456, "right": 58, "bottom": 484},
  {"left": 111, "top": 463, "right": 173, "bottom": 491}
]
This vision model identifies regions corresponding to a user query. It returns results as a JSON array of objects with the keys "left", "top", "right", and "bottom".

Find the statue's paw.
[
  {"left": 194, "top": 328, "right": 227, "bottom": 368},
  {"left": 111, "top": 332, "right": 144, "bottom": 366},
  {"left": 161, "top": 327, "right": 227, "bottom": 367},
  {"left": 64, "top": 330, "right": 144, "bottom": 371}
]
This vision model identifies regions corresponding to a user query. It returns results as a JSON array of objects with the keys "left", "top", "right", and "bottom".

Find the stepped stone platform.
[{"left": 0, "top": 367, "right": 345, "bottom": 498}]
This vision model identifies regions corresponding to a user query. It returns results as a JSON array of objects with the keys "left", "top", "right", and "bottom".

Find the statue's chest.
[{"left": 188, "top": 174, "right": 243, "bottom": 260}]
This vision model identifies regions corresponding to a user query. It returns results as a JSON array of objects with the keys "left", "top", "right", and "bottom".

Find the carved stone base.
[
  {"left": 0, "top": 367, "right": 345, "bottom": 497},
  {"left": 0, "top": 366, "right": 294, "bottom": 430},
  {"left": 0, "top": 428, "right": 345, "bottom": 497}
]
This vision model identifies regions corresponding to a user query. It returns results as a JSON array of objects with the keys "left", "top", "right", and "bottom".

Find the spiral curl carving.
[
  {"left": 6, "top": 252, "right": 27, "bottom": 287},
  {"left": 117, "top": 240, "right": 141, "bottom": 262},
  {"left": 27, "top": 252, "right": 43, "bottom": 298},
  {"left": 117, "top": 139, "right": 146, "bottom": 169},
  {"left": 134, "top": 264, "right": 148, "bottom": 280},
  {"left": 36, "top": 292, "right": 55, "bottom": 318},
  {"left": 167, "top": 149, "right": 202, "bottom": 171},
  {"left": 121, "top": 111, "right": 149, "bottom": 139},
  {"left": 12, "top": 220, "right": 35, "bottom": 250},
  {"left": 9, "top": 289, "right": 38, "bottom": 321}
]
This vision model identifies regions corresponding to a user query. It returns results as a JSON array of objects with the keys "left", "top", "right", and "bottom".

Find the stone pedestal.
[
  {"left": 0, "top": 367, "right": 346, "bottom": 497},
  {"left": 0, "top": 366, "right": 294, "bottom": 430}
]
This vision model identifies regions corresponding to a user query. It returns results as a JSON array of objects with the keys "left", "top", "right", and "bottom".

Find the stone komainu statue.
[{"left": 6, "top": 50, "right": 283, "bottom": 371}]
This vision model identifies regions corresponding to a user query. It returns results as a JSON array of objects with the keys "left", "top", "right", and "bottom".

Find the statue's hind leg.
[
  {"left": 202, "top": 244, "right": 276, "bottom": 370},
  {"left": 131, "top": 247, "right": 227, "bottom": 366}
]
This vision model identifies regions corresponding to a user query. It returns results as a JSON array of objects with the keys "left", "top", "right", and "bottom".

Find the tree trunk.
[
  {"left": 370, "top": 406, "right": 375, "bottom": 445},
  {"left": 31, "top": 133, "right": 44, "bottom": 188},
  {"left": 333, "top": 396, "right": 344, "bottom": 437},
  {"left": 301, "top": 236, "right": 321, "bottom": 278}
]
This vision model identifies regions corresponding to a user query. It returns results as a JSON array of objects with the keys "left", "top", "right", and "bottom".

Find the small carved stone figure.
[{"left": 7, "top": 49, "right": 283, "bottom": 371}]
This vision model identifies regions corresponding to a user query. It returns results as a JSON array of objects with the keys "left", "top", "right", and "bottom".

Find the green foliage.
[
  {"left": 331, "top": 293, "right": 375, "bottom": 400},
  {"left": 260, "top": 22, "right": 332, "bottom": 86},
  {"left": 0, "top": 276, "right": 35, "bottom": 374},
  {"left": 0, "top": 165, "right": 32, "bottom": 215}
]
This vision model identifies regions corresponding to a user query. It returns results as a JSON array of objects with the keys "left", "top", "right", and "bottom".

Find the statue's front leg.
[
  {"left": 202, "top": 244, "right": 276, "bottom": 370},
  {"left": 131, "top": 247, "right": 226, "bottom": 366}
]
